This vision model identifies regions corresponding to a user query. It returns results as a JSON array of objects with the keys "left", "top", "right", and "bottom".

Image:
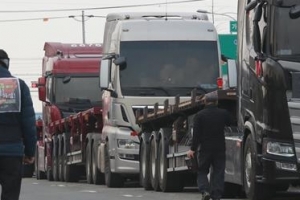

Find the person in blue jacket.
[{"left": 0, "top": 49, "right": 37, "bottom": 200}]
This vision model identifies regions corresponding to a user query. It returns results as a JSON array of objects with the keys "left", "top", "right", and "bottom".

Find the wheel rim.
[
  {"left": 159, "top": 142, "right": 164, "bottom": 181},
  {"left": 151, "top": 140, "right": 156, "bottom": 178},
  {"left": 86, "top": 149, "right": 91, "bottom": 180},
  {"left": 245, "top": 148, "right": 252, "bottom": 188},
  {"left": 92, "top": 160, "right": 96, "bottom": 178},
  {"left": 63, "top": 155, "right": 68, "bottom": 180},
  {"left": 141, "top": 143, "right": 146, "bottom": 179},
  {"left": 53, "top": 157, "right": 57, "bottom": 179},
  {"left": 92, "top": 149, "right": 98, "bottom": 182}
]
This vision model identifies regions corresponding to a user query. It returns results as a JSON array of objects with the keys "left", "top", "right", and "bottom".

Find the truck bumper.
[
  {"left": 108, "top": 128, "right": 140, "bottom": 175},
  {"left": 112, "top": 148, "right": 139, "bottom": 174},
  {"left": 261, "top": 158, "right": 300, "bottom": 184}
]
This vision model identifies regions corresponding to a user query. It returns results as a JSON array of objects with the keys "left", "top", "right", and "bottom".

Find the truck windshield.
[
  {"left": 54, "top": 76, "right": 101, "bottom": 103},
  {"left": 272, "top": 6, "right": 300, "bottom": 60},
  {"left": 119, "top": 41, "right": 219, "bottom": 96}
]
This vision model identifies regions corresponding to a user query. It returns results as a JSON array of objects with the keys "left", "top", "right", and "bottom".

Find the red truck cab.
[{"left": 35, "top": 42, "right": 102, "bottom": 180}]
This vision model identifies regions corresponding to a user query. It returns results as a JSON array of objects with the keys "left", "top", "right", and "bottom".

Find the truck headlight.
[
  {"left": 117, "top": 139, "right": 139, "bottom": 149},
  {"left": 266, "top": 141, "right": 294, "bottom": 157}
]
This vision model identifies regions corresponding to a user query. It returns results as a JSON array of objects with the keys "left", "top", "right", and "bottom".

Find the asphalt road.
[{"left": 15, "top": 178, "right": 300, "bottom": 200}]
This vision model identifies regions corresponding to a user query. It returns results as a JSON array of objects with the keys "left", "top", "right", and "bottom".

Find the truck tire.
[
  {"left": 275, "top": 183, "right": 290, "bottom": 191},
  {"left": 46, "top": 142, "right": 53, "bottom": 181},
  {"left": 52, "top": 136, "right": 59, "bottom": 181},
  {"left": 92, "top": 140, "right": 104, "bottom": 185},
  {"left": 223, "top": 182, "right": 243, "bottom": 198},
  {"left": 158, "top": 128, "right": 184, "bottom": 192},
  {"left": 140, "top": 132, "right": 152, "bottom": 190},
  {"left": 46, "top": 166, "right": 53, "bottom": 181},
  {"left": 150, "top": 136, "right": 160, "bottom": 191},
  {"left": 35, "top": 146, "right": 46, "bottom": 179},
  {"left": 243, "top": 134, "right": 274, "bottom": 200},
  {"left": 58, "top": 135, "right": 64, "bottom": 181},
  {"left": 86, "top": 141, "right": 93, "bottom": 184},
  {"left": 63, "top": 133, "right": 79, "bottom": 182},
  {"left": 104, "top": 143, "right": 124, "bottom": 187}
]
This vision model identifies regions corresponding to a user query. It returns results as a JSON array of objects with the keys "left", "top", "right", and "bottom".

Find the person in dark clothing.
[
  {"left": 0, "top": 49, "right": 37, "bottom": 200},
  {"left": 187, "top": 91, "right": 233, "bottom": 200}
]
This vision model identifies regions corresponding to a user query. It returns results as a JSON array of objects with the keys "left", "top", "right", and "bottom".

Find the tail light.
[
  {"left": 255, "top": 60, "right": 263, "bottom": 77},
  {"left": 217, "top": 77, "right": 223, "bottom": 89}
]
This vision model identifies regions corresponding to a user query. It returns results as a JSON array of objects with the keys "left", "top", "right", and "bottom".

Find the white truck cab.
[{"left": 99, "top": 12, "right": 221, "bottom": 187}]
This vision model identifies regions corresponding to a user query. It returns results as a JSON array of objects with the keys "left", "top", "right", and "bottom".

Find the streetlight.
[
  {"left": 196, "top": 9, "right": 237, "bottom": 22},
  {"left": 69, "top": 11, "right": 94, "bottom": 44}
]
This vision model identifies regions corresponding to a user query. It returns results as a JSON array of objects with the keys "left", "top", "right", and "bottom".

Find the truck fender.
[
  {"left": 99, "top": 143, "right": 106, "bottom": 173},
  {"left": 244, "top": 120, "right": 260, "bottom": 166}
]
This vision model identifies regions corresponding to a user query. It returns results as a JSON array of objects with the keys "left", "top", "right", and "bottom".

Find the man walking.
[
  {"left": 187, "top": 92, "right": 233, "bottom": 200},
  {"left": 0, "top": 49, "right": 37, "bottom": 200}
]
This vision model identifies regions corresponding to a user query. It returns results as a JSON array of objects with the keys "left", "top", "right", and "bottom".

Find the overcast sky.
[{"left": 0, "top": 0, "right": 237, "bottom": 112}]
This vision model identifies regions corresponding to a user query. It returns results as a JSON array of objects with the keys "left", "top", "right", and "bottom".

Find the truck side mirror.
[
  {"left": 290, "top": 5, "right": 300, "bottom": 19},
  {"left": 38, "top": 77, "right": 46, "bottom": 102},
  {"left": 227, "top": 59, "right": 237, "bottom": 88},
  {"left": 100, "top": 59, "right": 111, "bottom": 90},
  {"left": 114, "top": 56, "right": 127, "bottom": 70},
  {"left": 253, "top": 3, "right": 263, "bottom": 53},
  {"left": 245, "top": 0, "right": 257, "bottom": 12}
]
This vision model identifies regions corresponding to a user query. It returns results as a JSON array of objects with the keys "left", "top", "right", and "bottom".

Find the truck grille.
[{"left": 289, "top": 101, "right": 300, "bottom": 163}]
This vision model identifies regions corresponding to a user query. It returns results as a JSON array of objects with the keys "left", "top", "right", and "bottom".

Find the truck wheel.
[
  {"left": 150, "top": 137, "right": 160, "bottom": 191},
  {"left": 275, "top": 183, "right": 290, "bottom": 191},
  {"left": 63, "top": 133, "right": 79, "bottom": 182},
  {"left": 140, "top": 133, "right": 152, "bottom": 190},
  {"left": 58, "top": 135, "right": 65, "bottom": 181},
  {"left": 86, "top": 141, "right": 93, "bottom": 184},
  {"left": 46, "top": 143, "right": 53, "bottom": 181},
  {"left": 46, "top": 167, "right": 53, "bottom": 181},
  {"left": 35, "top": 146, "right": 46, "bottom": 179},
  {"left": 52, "top": 137, "right": 59, "bottom": 181},
  {"left": 243, "top": 134, "right": 274, "bottom": 200},
  {"left": 92, "top": 140, "right": 105, "bottom": 185},
  {"left": 104, "top": 143, "right": 124, "bottom": 187},
  {"left": 158, "top": 129, "right": 184, "bottom": 192},
  {"left": 223, "top": 182, "right": 243, "bottom": 198}
]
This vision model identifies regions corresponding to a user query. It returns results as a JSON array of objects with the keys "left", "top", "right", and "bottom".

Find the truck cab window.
[
  {"left": 272, "top": 6, "right": 300, "bottom": 59},
  {"left": 119, "top": 41, "right": 219, "bottom": 96}
]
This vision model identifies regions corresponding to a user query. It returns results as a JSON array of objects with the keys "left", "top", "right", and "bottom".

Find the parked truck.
[
  {"left": 98, "top": 12, "right": 223, "bottom": 187},
  {"left": 136, "top": 1, "right": 300, "bottom": 200},
  {"left": 35, "top": 42, "right": 104, "bottom": 184}
]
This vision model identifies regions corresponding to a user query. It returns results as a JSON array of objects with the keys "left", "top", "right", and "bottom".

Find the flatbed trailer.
[
  {"left": 136, "top": 88, "right": 237, "bottom": 192},
  {"left": 43, "top": 106, "right": 104, "bottom": 183}
]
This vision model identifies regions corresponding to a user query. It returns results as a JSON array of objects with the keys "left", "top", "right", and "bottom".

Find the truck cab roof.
[
  {"left": 106, "top": 12, "right": 209, "bottom": 22},
  {"left": 43, "top": 42, "right": 102, "bottom": 58}
]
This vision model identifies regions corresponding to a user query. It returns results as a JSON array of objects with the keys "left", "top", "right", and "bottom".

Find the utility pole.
[
  {"left": 81, "top": 10, "right": 86, "bottom": 44},
  {"left": 212, "top": 0, "right": 215, "bottom": 24},
  {"left": 69, "top": 11, "right": 94, "bottom": 44}
]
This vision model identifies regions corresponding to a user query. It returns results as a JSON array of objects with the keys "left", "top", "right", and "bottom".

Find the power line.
[
  {"left": 0, "top": 0, "right": 204, "bottom": 13},
  {"left": 0, "top": 16, "right": 68, "bottom": 22}
]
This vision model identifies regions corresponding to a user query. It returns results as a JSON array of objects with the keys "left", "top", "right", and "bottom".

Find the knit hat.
[
  {"left": 0, "top": 49, "right": 10, "bottom": 69},
  {"left": 204, "top": 91, "right": 218, "bottom": 103}
]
